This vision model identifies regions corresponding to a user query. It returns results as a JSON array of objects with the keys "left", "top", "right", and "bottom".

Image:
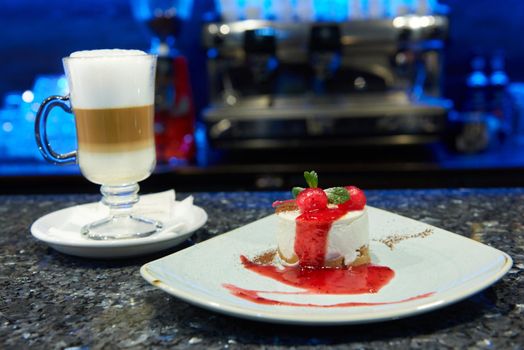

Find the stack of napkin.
[{"left": 48, "top": 190, "right": 195, "bottom": 239}]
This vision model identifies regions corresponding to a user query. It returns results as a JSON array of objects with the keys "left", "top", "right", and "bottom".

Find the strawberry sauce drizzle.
[
  {"left": 240, "top": 255, "right": 394, "bottom": 294},
  {"left": 295, "top": 207, "right": 348, "bottom": 267},
  {"left": 224, "top": 256, "right": 434, "bottom": 307},
  {"left": 225, "top": 256, "right": 434, "bottom": 307},
  {"left": 223, "top": 283, "right": 434, "bottom": 308}
]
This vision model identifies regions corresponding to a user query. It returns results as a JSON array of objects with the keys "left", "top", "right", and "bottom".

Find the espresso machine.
[{"left": 201, "top": 2, "right": 451, "bottom": 150}]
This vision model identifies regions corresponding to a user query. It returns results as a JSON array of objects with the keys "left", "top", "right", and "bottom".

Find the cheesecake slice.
[
  {"left": 276, "top": 205, "right": 370, "bottom": 268},
  {"left": 273, "top": 171, "right": 370, "bottom": 268}
]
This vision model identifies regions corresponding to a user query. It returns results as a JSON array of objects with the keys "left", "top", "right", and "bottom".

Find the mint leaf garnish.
[
  {"left": 292, "top": 187, "right": 304, "bottom": 198},
  {"left": 324, "top": 187, "right": 350, "bottom": 204},
  {"left": 304, "top": 171, "right": 318, "bottom": 188}
]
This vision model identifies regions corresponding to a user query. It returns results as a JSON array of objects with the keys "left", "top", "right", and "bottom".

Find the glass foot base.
[{"left": 81, "top": 215, "right": 163, "bottom": 240}]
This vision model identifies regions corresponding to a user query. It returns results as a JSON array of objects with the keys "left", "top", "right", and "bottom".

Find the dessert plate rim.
[{"left": 140, "top": 206, "right": 512, "bottom": 325}]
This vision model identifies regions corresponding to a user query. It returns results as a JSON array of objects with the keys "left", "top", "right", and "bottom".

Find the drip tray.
[{"left": 203, "top": 93, "right": 451, "bottom": 149}]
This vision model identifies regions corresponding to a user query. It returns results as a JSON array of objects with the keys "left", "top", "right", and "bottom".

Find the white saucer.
[{"left": 31, "top": 202, "right": 207, "bottom": 259}]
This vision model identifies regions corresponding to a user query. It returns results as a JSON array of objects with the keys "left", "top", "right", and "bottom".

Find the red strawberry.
[
  {"left": 342, "top": 186, "right": 366, "bottom": 211},
  {"left": 296, "top": 188, "right": 328, "bottom": 213}
]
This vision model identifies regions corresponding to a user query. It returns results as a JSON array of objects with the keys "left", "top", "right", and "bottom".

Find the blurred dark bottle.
[
  {"left": 132, "top": 0, "right": 196, "bottom": 164},
  {"left": 455, "top": 55, "right": 489, "bottom": 153},
  {"left": 489, "top": 52, "right": 512, "bottom": 139},
  {"left": 465, "top": 56, "right": 489, "bottom": 113}
]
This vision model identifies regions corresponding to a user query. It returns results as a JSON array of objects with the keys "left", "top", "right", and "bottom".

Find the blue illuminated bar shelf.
[{"left": 3, "top": 139, "right": 524, "bottom": 194}]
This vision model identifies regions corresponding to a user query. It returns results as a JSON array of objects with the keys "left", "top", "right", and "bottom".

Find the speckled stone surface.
[{"left": 1, "top": 189, "right": 523, "bottom": 350}]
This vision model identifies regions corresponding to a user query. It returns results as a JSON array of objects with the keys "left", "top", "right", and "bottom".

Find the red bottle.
[{"left": 154, "top": 55, "right": 196, "bottom": 163}]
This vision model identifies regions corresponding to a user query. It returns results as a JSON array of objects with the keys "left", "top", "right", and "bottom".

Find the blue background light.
[{"left": 1, "top": 0, "right": 524, "bottom": 171}]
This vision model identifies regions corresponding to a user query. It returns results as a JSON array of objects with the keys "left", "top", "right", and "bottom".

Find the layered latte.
[{"left": 65, "top": 50, "right": 156, "bottom": 185}]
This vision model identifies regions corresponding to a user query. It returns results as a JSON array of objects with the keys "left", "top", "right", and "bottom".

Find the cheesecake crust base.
[{"left": 278, "top": 245, "right": 370, "bottom": 268}]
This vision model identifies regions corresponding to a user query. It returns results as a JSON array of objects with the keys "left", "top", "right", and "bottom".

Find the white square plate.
[{"left": 140, "top": 206, "right": 512, "bottom": 325}]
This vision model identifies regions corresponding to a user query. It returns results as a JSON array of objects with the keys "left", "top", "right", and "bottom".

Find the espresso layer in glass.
[{"left": 74, "top": 105, "right": 154, "bottom": 152}]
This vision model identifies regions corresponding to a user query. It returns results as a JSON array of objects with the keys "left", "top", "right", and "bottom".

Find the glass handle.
[{"left": 34, "top": 95, "right": 77, "bottom": 165}]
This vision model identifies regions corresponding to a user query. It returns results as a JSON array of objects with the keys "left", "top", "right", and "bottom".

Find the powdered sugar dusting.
[{"left": 374, "top": 228, "right": 433, "bottom": 250}]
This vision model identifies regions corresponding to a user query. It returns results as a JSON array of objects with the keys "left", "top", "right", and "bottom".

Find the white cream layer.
[
  {"left": 78, "top": 147, "right": 156, "bottom": 185},
  {"left": 65, "top": 49, "right": 155, "bottom": 109},
  {"left": 276, "top": 207, "right": 369, "bottom": 266}
]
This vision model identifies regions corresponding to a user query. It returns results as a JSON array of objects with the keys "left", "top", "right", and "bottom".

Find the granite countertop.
[{"left": 1, "top": 189, "right": 523, "bottom": 349}]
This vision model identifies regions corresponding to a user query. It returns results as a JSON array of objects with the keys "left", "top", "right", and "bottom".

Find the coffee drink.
[
  {"left": 35, "top": 49, "right": 163, "bottom": 240},
  {"left": 64, "top": 50, "right": 157, "bottom": 185}
]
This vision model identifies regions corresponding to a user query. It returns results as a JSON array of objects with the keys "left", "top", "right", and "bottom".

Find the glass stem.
[{"left": 100, "top": 183, "right": 140, "bottom": 216}]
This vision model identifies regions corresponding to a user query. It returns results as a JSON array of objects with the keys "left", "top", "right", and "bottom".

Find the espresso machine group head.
[
  {"left": 202, "top": 14, "right": 452, "bottom": 149},
  {"left": 309, "top": 24, "right": 342, "bottom": 94}
]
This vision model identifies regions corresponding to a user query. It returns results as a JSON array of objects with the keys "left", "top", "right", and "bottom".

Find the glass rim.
[{"left": 62, "top": 53, "right": 157, "bottom": 61}]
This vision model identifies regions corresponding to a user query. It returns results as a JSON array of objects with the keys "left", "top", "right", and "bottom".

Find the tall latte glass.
[{"left": 35, "top": 49, "right": 162, "bottom": 240}]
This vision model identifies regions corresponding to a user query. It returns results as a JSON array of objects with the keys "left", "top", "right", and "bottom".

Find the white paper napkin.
[{"left": 48, "top": 190, "right": 195, "bottom": 240}]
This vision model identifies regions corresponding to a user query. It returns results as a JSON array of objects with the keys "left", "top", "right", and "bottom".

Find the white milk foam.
[
  {"left": 78, "top": 146, "right": 156, "bottom": 185},
  {"left": 65, "top": 49, "right": 155, "bottom": 109}
]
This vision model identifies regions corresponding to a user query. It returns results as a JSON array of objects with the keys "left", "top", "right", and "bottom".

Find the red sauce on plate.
[
  {"left": 223, "top": 256, "right": 434, "bottom": 307},
  {"left": 240, "top": 255, "right": 393, "bottom": 294},
  {"left": 224, "top": 283, "right": 434, "bottom": 308}
]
